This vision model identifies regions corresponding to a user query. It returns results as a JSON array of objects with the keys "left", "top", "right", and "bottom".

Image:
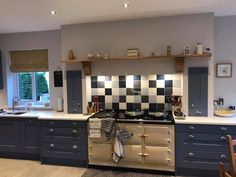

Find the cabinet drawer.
[
  {"left": 144, "top": 146, "right": 172, "bottom": 166},
  {"left": 176, "top": 133, "right": 228, "bottom": 149},
  {"left": 176, "top": 124, "right": 236, "bottom": 134},
  {"left": 41, "top": 127, "right": 82, "bottom": 137},
  {"left": 40, "top": 120, "right": 87, "bottom": 128},
  {"left": 176, "top": 150, "right": 229, "bottom": 170},
  {"left": 42, "top": 142, "right": 86, "bottom": 159},
  {"left": 144, "top": 125, "right": 171, "bottom": 146}
]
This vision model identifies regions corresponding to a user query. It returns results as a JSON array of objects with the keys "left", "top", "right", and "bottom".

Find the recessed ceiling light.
[
  {"left": 123, "top": 3, "right": 129, "bottom": 8},
  {"left": 50, "top": 10, "right": 56, "bottom": 15}
]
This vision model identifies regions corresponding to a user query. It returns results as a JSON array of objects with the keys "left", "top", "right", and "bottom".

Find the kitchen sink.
[{"left": 4, "top": 111, "right": 27, "bottom": 115}]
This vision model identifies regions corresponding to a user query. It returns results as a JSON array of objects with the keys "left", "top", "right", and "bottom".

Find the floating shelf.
[{"left": 61, "top": 54, "right": 212, "bottom": 75}]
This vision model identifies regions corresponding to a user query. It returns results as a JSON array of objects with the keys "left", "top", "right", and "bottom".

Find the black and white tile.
[{"left": 91, "top": 74, "right": 182, "bottom": 111}]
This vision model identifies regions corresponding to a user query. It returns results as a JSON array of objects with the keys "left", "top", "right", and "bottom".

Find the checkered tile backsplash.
[{"left": 91, "top": 74, "right": 182, "bottom": 112}]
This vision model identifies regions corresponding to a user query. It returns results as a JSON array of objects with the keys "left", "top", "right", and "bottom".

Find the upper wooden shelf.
[{"left": 61, "top": 54, "right": 212, "bottom": 75}]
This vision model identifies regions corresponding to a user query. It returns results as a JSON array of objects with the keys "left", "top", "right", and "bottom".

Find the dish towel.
[
  {"left": 112, "top": 136, "right": 124, "bottom": 163},
  {"left": 89, "top": 118, "right": 102, "bottom": 138},
  {"left": 101, "top": 118, "right": 116, "bottom": 140},
  {"left": 117, "top": 128, "right": 133, "bottom": 144}
]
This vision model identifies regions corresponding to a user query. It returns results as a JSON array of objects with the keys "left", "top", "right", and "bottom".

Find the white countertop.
[
  {"left": 174, "top": 115, "right": 236, "bottom": 125},
  {"left": 0, "top": 111, "right": 91, "bottom": 121}
]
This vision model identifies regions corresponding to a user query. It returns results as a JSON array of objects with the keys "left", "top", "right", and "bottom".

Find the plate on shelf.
[{"left": 214, "top": 110, "right": 235, "bottom": 117}]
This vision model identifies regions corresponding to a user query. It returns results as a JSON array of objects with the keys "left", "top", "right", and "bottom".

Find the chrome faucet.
[{"left": 12, "top": 97, "right": 19, "bottom": 112}]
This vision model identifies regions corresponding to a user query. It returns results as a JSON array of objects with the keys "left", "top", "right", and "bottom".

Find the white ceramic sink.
[{"left": 214, "top": 110, "right": 235, "bottom": 117}]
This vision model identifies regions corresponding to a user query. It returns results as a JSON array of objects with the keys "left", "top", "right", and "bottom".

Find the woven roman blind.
[{"left": 9, "top": 49, "right": 48, "bottom": 72}]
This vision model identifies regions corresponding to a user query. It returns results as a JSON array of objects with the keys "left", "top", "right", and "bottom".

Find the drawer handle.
[
  {"left": 49, "top": 128, "right": 54, "bottom": 133},
  {"left": 221, "top": 136, "right": 226, "bottom": 141},
  {"left": 72, "top": 129, "right": 78, "bottom": 134},
  {"left": 221, "top": 155, "right": 226, "bottom": 159},
  {"left": 50, "top": 121, "right": 54, "bottom": 125},
  {"left": 73, "top": 122, "right": 77, "bottom": 126},
  {"left": 137, "top": 153, "right": 144, "bottom": 156},
  {"left": 188, "top": 134, "right": 194, "bottom": 139},
  {"left": 188, "top": 126, "right": 195, "bottom": 130},
  {"left": 188, "top": 152, "right": 194, "bottom": 157},
  {"left": 72, "top": 145, "right": 78, "bottom": 149},
  {"left": 49, "top": 144, "right": 54, "bottom": 148},
  {"left": 220, "top": 127, "right": 227, "bottom": 131}
]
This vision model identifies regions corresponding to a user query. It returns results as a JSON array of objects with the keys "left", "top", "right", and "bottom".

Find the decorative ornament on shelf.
[
  {"left": 127, "top": 48, "right": 139, "bottom": 57},
  {"left": 68, "top": 49, "right": 74, "bottom": 60},
  {"left": 203, "top": 48, "right": 211, "bottom": 55},
  {"left": 196, "top": 42, "right": 203, "bottom": 54},
  {"left": 167, "top": 45, "right": 171, "bottom": 56},
  {"left": 184, "top": 46, "right": 191, "bottom": 55}
]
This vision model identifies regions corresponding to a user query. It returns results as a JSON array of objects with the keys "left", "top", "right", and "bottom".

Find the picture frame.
[{"left": 216, "top": 63, "right": 232, "bottom": 77}]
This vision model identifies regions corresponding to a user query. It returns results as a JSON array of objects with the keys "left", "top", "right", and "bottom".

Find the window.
[{"left": 17, "top": 72, "right": 50, "bottom": 104}]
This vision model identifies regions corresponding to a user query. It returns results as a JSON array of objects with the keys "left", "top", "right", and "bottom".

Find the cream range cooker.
[{"left": 88, "top": 110, "right": 175, "bottom": 172}]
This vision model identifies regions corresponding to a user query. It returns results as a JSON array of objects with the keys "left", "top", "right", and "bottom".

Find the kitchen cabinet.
[
  {"left": 40, "top": 120, "right": 88, "bottom": 167},
  {"left": 188, "top": 67, "right": 208, "bottom": 116},
  {"left": 19, "top": 118, "right": 40, "bottom": 155},
  {"left": 176, "top": 124, "right": 235, "bottom": 177},
  {"left": 0, "top": 119, "right": 19, "bottom": 152},
  {"left": 0, "top": 117, "right": 40, "bottom": 159},
  {"left": 66, "top": 70, "right": 83, "bottom": 113},
  {"left": 88, "top": 123, "right": 175, "bottom": 172}
]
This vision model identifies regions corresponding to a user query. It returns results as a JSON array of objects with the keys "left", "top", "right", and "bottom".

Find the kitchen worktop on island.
[
  {"left": 174, "top": 115, "right": 236, "bottom": 125},
  {"left": 0, "top": 110, "right": 91, "bottom": 121}
]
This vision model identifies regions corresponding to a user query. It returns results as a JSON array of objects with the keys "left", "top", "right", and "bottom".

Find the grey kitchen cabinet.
[
  {"left": 0, "top": 117, "right": 40, "bottom": 159},
  {"left": 67, "top": 70, "right": 83, "bottom": 113},
  {"left": 19, "top": 118, "right": 40, "bottom": 155},
  {"left": 40, "top": 120, "right": 88, "bottom": 167},
  {"left": 0, "top": 119, "right": 19, "bottom": 152},
  {"left": 175, "top": 124, "right": 235, "bottom": 177},
  {"left": 188, "top": 67, "right": 208, "bottom": 116}
]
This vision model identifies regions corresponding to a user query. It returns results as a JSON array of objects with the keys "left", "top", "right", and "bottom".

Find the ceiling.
[{"left": 0, "top": 0, "right": 236, "bottom": 34}]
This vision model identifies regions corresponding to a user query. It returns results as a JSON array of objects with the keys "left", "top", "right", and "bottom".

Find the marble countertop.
[
  {"left": 0, "top": 111, "right": 91, "bottom": 121},
  {"left": 174, "top": 115, "right": 236, "bottom": 125}
]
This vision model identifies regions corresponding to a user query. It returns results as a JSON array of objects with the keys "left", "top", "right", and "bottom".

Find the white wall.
[
  {"left": 61, "top": 13, "right": 214, "bottom": 115},
  {"left": 214, "top": 16, "right": 236, "bottom": 107},
  {"left": 0, "top": 30, "right": 62, "bottom": 110}
]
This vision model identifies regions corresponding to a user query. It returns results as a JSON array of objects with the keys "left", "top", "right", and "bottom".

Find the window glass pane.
[
  {"left": 35, "top": 72, "right": 49, "bottom": 102},
  {"left": 19, "top": 72, "right": 32, "bottom": 100}
]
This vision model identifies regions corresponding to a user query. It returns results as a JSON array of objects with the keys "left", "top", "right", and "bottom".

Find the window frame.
[{"left": 14, "top": 72, "right": 50, "bottom": 105}]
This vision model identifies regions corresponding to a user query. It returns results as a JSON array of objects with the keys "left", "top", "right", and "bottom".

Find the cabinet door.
[
  {"left": 0, "top": 120, "right": 19, "bottom": 152},
  {"left": 188, "top": 67, "right": 208, "bottom": 116},
  {"left": 67, "top": 70, "right": 82, "bottom": 113},
  {"left": 89, "top": 143, "right": 113, "bottom": 165},
  {"left": 20, "top": 119, "right": 40, "bottom": 154},
  {"left": 144, "top": 146, "right": 172, "bottom": 166},
  {"left": 117, "top": 123, "right": 142, "bottom": 144},
  {"left": 144, "top": 125, "right": 171, "bottom": 146}
]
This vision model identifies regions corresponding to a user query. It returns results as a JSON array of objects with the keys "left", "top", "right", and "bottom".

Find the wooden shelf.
[{"left": 61, "top": 54, "right": 212, "bottom": 75}]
